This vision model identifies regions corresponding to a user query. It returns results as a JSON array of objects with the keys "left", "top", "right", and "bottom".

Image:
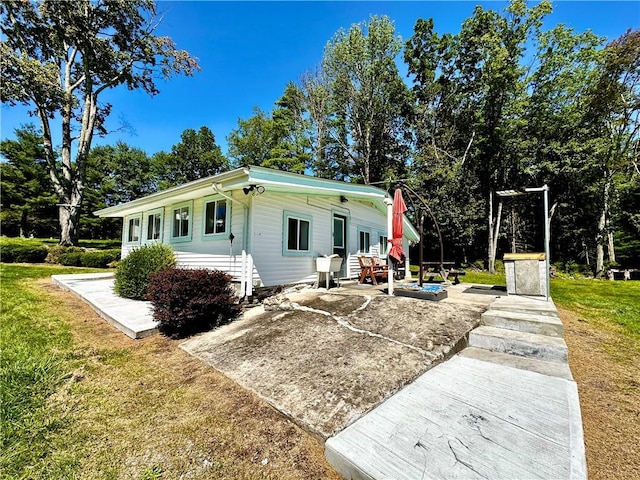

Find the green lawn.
[{"left": 0, "top": 264, "right": 105, "bottom": 479}]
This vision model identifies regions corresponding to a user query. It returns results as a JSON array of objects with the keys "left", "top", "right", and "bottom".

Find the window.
[
  {"left": 127, "top": 216, "right": 141, "bottom": 243},
  {"left": 204, "top": 198, "right": 227, "bottom": 235},
  {"left": 147, "top": 212, "right": 162, "bottom": 241},
  {"left": 283, "top": 211, "right": 312, "bottom": 256},
  {"left": 358, "top": 228, "right": 371, "bottom": 253},
  {"left": 171, "top": 202, "right": 192, "bottom": 242},
  {"left": 379, "top": 235, "right": 388, "bottom": 255}
]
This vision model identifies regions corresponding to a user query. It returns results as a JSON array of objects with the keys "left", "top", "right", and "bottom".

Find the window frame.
[
  {"left": 144, "top": 208, "right": 164, "bottom": 243},
  {"left": 378, "top": 232, "right": 388, "bottom": 256},
  {"left": 202, "top": 195, "right": 230, "bottom": 240},
  {"left": 125, "top": 214, "right": 142, "bottom": 245},
  {"left": 357, "top": 226, "right": 372, "bottom": 254},
  {"left": 170, "top": 200, "right": 193, "bottom": 243},
  {"left": 283, "top": 210, "right": 313, "bottom": 257}
]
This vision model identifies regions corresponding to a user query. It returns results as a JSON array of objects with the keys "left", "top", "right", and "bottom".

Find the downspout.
[{"left": 212, "top": 183, "right": 251, "bottom": 296}]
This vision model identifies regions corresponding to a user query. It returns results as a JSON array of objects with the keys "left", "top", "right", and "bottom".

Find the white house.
[{"left": 95, "top": 166, "right": 419, "bottom": 295}]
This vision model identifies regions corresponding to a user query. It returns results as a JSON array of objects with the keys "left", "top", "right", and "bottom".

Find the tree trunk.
[
  {"left": 487, "top": 193, "right": 503, "bottom": 274},
  {"left": 59, "top": 205, "right": 80, "bottom": 246},
  {"left": 607, "top": 232, "right": 616, "bottom": 263},
  {"left": 595, "top": 175, "right": 611, "bottom": 278},
  {"left": 19, "top": 209, "right": 28, "bottom": 238}
]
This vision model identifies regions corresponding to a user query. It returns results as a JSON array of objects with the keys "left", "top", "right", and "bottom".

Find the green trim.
[
  {"left": 283, "top": 210, "right": 313, "bottom": 257},
  {"left": 201, "top": 195, "right": 231, "bottom": 241},
  {"left": 169, "top": 200, "right": 193, "bottom": 243},
  {"left": 125, "top": 214, "right": 142, "bottom": 245}
]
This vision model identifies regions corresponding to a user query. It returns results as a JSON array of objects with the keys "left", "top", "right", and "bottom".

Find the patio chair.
[{"left": 358, "top": 256, "right": 388, "bottom": 285}]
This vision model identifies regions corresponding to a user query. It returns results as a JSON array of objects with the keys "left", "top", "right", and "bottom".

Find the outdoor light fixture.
[
  {"left": 242, "top": 184, "right": 265, "bottom": 195},
  {"left": 340, "top": 195, "right": 348, "bottom": 203}
]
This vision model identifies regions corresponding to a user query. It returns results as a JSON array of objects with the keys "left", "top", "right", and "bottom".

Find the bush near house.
[
  {"left": 113, "top": 244, "right": 176, "bottom": 300},
  {"left": 147, "top": 268, "right": 241, "bottom": 339}
]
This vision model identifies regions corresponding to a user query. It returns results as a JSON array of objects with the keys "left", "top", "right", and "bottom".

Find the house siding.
[
  {"left": 118, "top": 189, "right": 399, "bottom": 287},
  {"left": 120, "top": 191, "right": 252, "bottom": 282}
]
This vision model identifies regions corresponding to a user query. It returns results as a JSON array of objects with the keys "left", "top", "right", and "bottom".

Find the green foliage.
[
  {"left": 0, "top": 237, "right": 49, "bottom": 263},
  {"left": 154, "top": 126, "right": 229, "bottom": 189},
  {"left": 45, "top": 245, "right": 84, "bottom": 264},
  {"left": 320, "top": 15, "right": 412, "bottom": 184},
  {"left": 83, "top": 142, "right": 157, "bottom": 239},
  {"left": 227, "top": 86, "right": 312, "bottom": 174},
  {"left": 147, "top": 268, "right": 241, "bottom": 338},
  {"left": 114, "top": 244, "right": 176, "bottom": 300},
  {"left": 0, "top": 124, "right": 58, "bottom": 238},
  {"left": 1, "top": 0, "right": 199, "bottom": 245},
  {"left": 57, "top": 249, "right": 120, "bottom": 268}
]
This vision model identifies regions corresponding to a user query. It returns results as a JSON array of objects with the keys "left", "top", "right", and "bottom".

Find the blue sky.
[{"left": 1, "top": 1, "right": 638, "bottom": 158}]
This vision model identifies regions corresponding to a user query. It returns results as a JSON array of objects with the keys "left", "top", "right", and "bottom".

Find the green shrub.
[
  {"left": 147, "top": 268, "right": 241, "bottom": 338},
  {"left": 114, "top": 244, "right": 176, "bottom": 300},
  {"left": 79, "top": 249, "right": 121, "bottom": 268},
  {"left": 45, "top": 245, "right": 83, "bottom": 264},
  {"left": 0, "top": 239, "right": 49, "bottom": 263},
  {"left": 57, "top": 251, "right": 83, "bottom": 266}
]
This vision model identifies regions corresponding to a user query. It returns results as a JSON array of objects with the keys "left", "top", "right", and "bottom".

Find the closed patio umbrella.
[{"left": 388, "top": 188, "right": 406, "bottom": 264}]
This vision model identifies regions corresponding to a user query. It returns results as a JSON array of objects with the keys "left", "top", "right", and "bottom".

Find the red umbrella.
[{"left": 388, "top": 188, "right": 407, "bottom": 264}]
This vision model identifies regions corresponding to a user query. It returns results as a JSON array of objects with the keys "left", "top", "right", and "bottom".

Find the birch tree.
[{"left": 0, "top": 0, "right": 199, "bottom": 245}]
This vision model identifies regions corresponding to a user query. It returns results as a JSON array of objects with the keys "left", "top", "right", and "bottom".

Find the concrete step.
[
  {"left": 490, "top": 296, "right": 558, "bottom": 317},
  {"left": 482, "top": 309, "right": 564, "bottom": 337},
  {"left": 459, "top": 347, "right": 573, "bottom": 380},
  {"left": 468, "top": 325, "right": 568, "bottom": 363}
]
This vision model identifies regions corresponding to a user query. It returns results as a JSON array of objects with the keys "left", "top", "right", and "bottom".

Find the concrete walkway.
[
  {"left": 51, "top": 273, "right": 157, "bottom": 339},
  {"left": 325, "top": 294, "right": 587, "bottom": 480}
]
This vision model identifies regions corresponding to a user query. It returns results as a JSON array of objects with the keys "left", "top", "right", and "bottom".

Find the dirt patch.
[
  {"left": 181, "top": 290, "right": 484, "bottom": 438},
  {"left": 560, "top": 307, "right": 640, "bottom": 480}
]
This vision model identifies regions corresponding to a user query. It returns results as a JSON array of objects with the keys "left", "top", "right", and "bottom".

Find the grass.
[
  {"left": 0, "top": 264, "right": 105, "bottom": 479},
  {"left": 0, "top": 264, "right": 338, "bottom": 480}
]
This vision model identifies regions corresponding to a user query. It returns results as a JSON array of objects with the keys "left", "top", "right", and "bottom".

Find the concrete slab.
[
  {"left": 481, "top": 309, "right": 564, "bottom": 337},
  {"left": 181, "top": 291, "right": 485, "bottom": 438},
  {"left": 52, "top": 274, "right": 157, "bottom": 339},
  {"left": 459, "top": 346, "right": 573, "bottom": 380},
  {"left": 490, "top": 295, "right": 559, "bottom": 316},
  {"left": 325, "top": 354, "right": 586, "bottom": 480},
  {"left": 469, "top": 325, "right": 568, "bottom": 362}
]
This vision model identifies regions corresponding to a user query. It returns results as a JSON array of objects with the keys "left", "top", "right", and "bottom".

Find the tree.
[
  {"left": 404, "top": 0, "right": 552, "bottom": 271},
  {"left": 321, "top": 15, "right": 412, "bottom": 184},
  {"left": 521, "top": 25, "right": 603, "bottom": 268},
  {"left": 0, "top": 124, "right": 57, "bottom": 237},
  {"left": 0, "top": 0, "right": 199, "bottom": 245},
  {"left": 154, "top": 126, "right": 229, "bottom": 189},
  {"left": 583, "top": 29, "right": 640, "bottom": 276},
  {"left": 227, "top": 108, "right": 275, "bottom": 168},
  {"left": 267, "top": 82, "right": 311, "bottom": 173},
  {"left": 81, "top": 141, "right": 157, "bottom": 238}
]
